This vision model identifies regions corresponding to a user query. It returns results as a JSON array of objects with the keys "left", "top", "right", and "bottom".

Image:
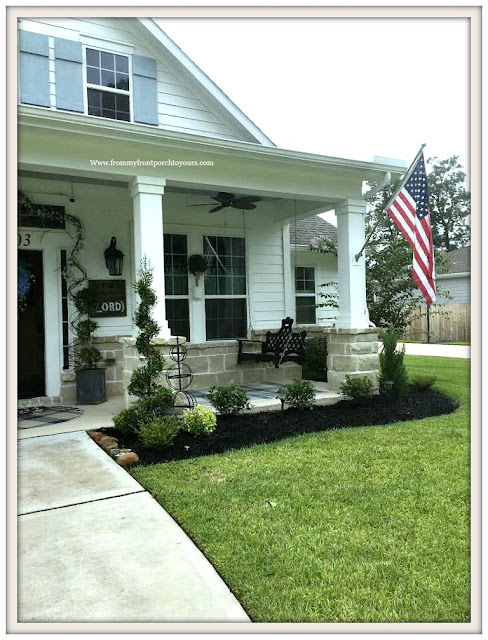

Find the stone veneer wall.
[
  {"left": 119, "top": 336, "right": 303, "bottom": 406},
  {"left": 59, "top": 336, "right": 125, "bottom": 404},
  {"left": 324, "top": 327, "right": 380, "bottom": 392}
]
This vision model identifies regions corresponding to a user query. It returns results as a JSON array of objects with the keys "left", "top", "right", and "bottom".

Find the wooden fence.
[{"left": 403, "top": 303, "right": 470, "bottom": 342}]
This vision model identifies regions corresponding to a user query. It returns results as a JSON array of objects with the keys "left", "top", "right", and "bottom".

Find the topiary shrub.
[
  {"left": 379, "top": 326, "right": 408, "bottom": 398},
  {"left": 302, "top": 335, "right": 328, "bottom": 382},
  {"left": 139, "top": 415, "right": 181, "bottom": 450},
  {"left": 128, "top": 257, "right": 165, "bottom": 399},
  {"left": 206, "top": 384, "right": 252, "bottom": 416},
  {"left": 182, "top": 405, "right": 217, "bottom": 435},
  {"left": 339, "top": 374, "right": 375, "bottom": 403},
  {"left": 410, "top": 375, "right": 438, "bottom": 392},
  {"left": 277, "top": 379, "right": 316, "bottom": 409}
]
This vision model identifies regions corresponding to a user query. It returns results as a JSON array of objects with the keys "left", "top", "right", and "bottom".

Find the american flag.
[{"left": 386, "top": 152, "right": 436, "bottom": 304}]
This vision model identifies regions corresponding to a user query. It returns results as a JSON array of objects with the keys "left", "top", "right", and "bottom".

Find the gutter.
[{"left": 437, "top": 272, "right": 470, "bottom": 280}]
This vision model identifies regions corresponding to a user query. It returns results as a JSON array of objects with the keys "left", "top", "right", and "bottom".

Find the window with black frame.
[
  {"left": 164, "top": 234, "right": 190, "bottom": 340},
  {"left": 204, "top": 235, "right": 247, "bottom": 340},
  {"left": 295, "top": 266, "right": 316, "bottom": 324}
]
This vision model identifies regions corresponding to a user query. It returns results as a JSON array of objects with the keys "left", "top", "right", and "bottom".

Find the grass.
[{"left": 131, "top": 356, "right": 470, "bottom": 623}]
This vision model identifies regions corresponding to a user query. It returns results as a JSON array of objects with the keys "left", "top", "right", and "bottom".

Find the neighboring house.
[
  {"left": 435, "top": 246, "right": 470, "bottom": 304},
  {"left": 290, "top": 216, "right": 338, "bottom": 327},
  {"left": 16, "top": 16, "right": 404, "bottom": 402}
]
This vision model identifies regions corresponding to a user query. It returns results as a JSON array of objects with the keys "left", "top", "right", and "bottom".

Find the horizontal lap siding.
[
  {"left": 19, "top": 18, "right": 247, "bottom": 142},
  {"left": 247, "top": 224, "right": 285, "bottom": 329}
]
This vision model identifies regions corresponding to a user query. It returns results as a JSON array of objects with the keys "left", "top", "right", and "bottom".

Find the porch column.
[
  {"left": 129, "top": 176, "right": 171, "bottom": 339},
  {"left": 335, "top": 198, "right": 369, "bottom": 328}
]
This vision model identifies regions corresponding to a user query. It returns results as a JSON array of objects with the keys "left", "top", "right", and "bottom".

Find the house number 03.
[{"left": 18, "top": 233, "right": 31, "bottom": 247}]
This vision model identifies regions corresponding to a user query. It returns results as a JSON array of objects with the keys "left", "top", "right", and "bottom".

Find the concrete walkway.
[
  {"left": 399, "top": 342, "right": 470, "bottom": 359},
  {"left": 17, "top": 430, "right": 251, "bottom": 623}
]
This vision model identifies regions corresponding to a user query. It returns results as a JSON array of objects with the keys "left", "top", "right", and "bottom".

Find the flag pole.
[{"left": 354, "top": 143, "right": 427, "bottom": 262}]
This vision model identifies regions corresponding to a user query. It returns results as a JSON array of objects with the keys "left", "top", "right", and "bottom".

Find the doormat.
[{"left": 18, "top": 406, "right": 83, "bottom": 429}]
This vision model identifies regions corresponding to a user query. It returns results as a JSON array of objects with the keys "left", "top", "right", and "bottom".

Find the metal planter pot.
[{"left": 76, "top": 368, "right": 107, "bottom": 405}]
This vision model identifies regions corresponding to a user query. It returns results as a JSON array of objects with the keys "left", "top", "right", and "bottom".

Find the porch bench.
[{"left": 237, "top": 317, "right": 307, "bottom": 368}]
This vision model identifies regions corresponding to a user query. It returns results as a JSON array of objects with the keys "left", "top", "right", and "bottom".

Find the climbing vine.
[{"left": 18, "top": 191, "right": 89, "bottom": 366}]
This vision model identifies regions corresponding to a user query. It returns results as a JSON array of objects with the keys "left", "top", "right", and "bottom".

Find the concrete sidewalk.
[
  {"left": 399, "top": 342, "right": 470, "bottom": 359},
  {"left": 17, "top": 431, "right": 250, "bottom": 623}
]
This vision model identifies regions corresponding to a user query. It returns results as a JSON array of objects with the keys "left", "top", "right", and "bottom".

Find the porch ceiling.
[{"left": 18, "top": 105, "right": 406, "bottom": 218}]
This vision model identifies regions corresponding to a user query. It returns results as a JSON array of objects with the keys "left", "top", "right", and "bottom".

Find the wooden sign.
[{"left": 88, "top": 280, "right": 127, "bottom": 317}]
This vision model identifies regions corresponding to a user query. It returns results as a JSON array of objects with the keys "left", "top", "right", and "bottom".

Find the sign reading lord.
[{"left": 88, "top": 280, "right": 127, "bottom": 317}]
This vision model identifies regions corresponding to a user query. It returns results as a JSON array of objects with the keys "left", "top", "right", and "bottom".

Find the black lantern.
[{"left": 104, "top": 237, "right": 124, "bottom": 276}]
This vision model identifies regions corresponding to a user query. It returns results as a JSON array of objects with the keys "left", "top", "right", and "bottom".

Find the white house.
[{"left": 17, "top": 16, "right": 405, "bottom": 404}]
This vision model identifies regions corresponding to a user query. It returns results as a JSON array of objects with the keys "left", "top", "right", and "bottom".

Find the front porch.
[{"left": 17, "top": 106, "right": 404, "bottom": 404}]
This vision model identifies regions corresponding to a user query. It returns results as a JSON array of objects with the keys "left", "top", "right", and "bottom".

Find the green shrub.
[
  {"left": 139, "top": 415, "right": 181, "bottom": 450},
  {"left": 379, "top": 326, "right": 408, "bottom": 397},
  {"left": 410, "top": 375, "right": 438, "bottom": 392},
  {"left": 339, "top": 374, "right": 375, "bottom": 402},
  {"left": 206, "top": 384, "right": 252, "bottom": 416},
  {"left": 137, "top": 387, "right": 175, "bottom": 417},
  {"left": 302, "top": 335, "right": 328, "bottom": 382},
  {"left": 182, "top": 405, "right": 217, "bottom": 435},
  {"left": 277, "top": 379, "right": 316, "bottom": 409},
  {"left": 112, "top": 406, "right": 140, "bottom": 437}
]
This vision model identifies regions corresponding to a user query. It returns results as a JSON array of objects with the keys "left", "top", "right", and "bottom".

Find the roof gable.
[
  {"left": 137, "top": 18, "right": 274, "bottom": 146},
  {"left": 445, "top": 246, "right": 470, "bottom": 273}
]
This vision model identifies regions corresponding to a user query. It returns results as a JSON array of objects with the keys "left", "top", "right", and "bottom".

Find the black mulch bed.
[{"left": 98, "top": 389, "right": 459, "bottom": 467}]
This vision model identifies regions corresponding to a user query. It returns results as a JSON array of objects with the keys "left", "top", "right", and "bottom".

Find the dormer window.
[{"left": 85, "top": 48, "right": 131, "bottom": 122}]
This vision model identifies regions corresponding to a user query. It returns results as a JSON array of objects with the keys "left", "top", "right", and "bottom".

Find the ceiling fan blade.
[
  {"left": 187, "top": 203, "right": 215, "bottom": 207},
  {"left": 232, "top": 196, "right": 261, "bottom": 208},
  {"left": 209, "top": 204, "right": 226, "bottom": 213}
]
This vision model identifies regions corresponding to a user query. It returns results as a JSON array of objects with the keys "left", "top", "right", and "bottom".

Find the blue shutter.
[
  {"left": 19, "top": 31, "right": 50, "bottom": 107},
  {"left": 54, "top": 38, "right": 84, "bottom": 113},
  {"left": 132, "top": 55, "right": 158, "bottom": 126}
]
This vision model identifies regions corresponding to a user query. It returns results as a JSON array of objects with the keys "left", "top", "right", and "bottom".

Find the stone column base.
[{"left": 324, "top": 328, "right": 380, "bottom": 392}]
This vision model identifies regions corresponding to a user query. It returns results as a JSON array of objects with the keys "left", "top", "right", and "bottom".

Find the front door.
[{"left": 18, "top": 250, "right": 45, "bottom": 398}]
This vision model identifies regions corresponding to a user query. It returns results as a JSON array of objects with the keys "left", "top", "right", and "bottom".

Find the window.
[
  {"left": 18, "top": 203, "right": 66, "bottom": 229},
  {"left": 295, "top": 267, "right": 316, "bottom": 324},
  {"left": 86, "top": 48, "right": 131, "bottom": 122},
  {"left": 204, "top": 236, "right": 247, "bottom": 339},
  {"left": 164, "top": 234, "right": 190, "bottom": 340}
]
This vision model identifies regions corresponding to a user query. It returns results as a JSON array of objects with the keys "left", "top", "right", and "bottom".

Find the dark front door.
[{"left": 18, "top": 250, "right": 45, "bottom": 398}]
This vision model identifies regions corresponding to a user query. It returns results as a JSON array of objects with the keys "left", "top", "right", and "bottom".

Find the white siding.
[
  {"left": 292, "top": 248, "right": 338, "bottom": 325},
  {"left": 18, "top": 17, "right": 247, "bottom": 141}
]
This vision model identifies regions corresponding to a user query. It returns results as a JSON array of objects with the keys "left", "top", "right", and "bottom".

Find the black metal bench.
[{"left": 237, "top": 317, "right": 307, "bottom": 368}]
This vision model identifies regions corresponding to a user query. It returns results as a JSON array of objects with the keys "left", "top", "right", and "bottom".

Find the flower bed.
[{"left": 98, "top": 388, "right": 459, "bottom": 467}]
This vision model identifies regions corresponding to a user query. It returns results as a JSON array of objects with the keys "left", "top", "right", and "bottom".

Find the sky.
[{"left": 155, "top": 17, "right": 470, "bottom": 224}]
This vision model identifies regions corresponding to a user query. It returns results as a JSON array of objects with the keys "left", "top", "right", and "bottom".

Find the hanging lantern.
[{"left": 104, "top": 237, "right": 124, "bottom": 276}]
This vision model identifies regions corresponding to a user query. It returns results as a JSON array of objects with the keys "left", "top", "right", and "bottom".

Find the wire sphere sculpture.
[
  {"left": 166, "top": 363, "right": 193, "bottom": 389},
  {"left": 173, "top": 390, "right": 197, "bottom": 416},
  {"left": 166, "top": 336, "right": 198, "bottom": 414}
]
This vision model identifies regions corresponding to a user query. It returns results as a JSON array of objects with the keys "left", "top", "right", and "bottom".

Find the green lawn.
[{"left": 131, "top": 356, "right": 470, "bottom": 623}]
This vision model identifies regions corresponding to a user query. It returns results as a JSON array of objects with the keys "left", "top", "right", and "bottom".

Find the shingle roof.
[
  {"left": 289, "top": 215, "right": 337, "bottom": 246},
  {"left": 445, "top": 246, "right": 470, "bottom": 273}
]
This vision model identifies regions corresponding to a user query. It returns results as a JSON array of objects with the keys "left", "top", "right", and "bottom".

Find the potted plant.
[{"left": 72, "top": 286, "right": 106, "bottom": 404}]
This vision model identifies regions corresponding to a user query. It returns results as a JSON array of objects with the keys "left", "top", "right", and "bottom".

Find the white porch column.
[
  {"left": 129, "top": 176, "right": 171, "bottom": 339},
  {"left": 335, "top": 198, "right": 369, "bottom": 329}
]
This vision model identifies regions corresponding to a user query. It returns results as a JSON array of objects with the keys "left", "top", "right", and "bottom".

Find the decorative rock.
[
  {"left": 88, "top": 431, "right": 106, "bottom": 443},
  {"left": 116, "top": 452, "right": 139, "bottom": 468},
  {"left": 99, "top": 435, "right": 119, "bottom": 453}
]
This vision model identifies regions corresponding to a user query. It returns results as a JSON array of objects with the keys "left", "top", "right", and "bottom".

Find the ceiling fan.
[{"left": 188, "top": 192, "right": 261, "bottom": 213}]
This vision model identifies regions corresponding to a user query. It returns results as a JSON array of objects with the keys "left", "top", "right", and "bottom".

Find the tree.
[
  {"left": 427, "top": 155, "right": 470, "bottom": 251},
  {"left": 310, "top": 159, "right": 453, "bottom": 336}
]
